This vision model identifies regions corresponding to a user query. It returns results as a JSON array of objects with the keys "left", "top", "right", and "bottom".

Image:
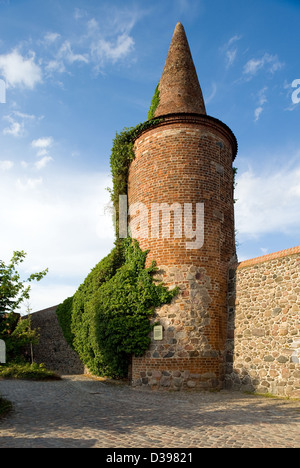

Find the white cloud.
[
  {"left": 0, "top": 49, "right": 42, "bottom": 89},
  {"left": 0, "top": 170, "right": 115, "bottom": 313},
  {"left": 16, "top": 177, "right": 43, "bottom": 190},
  {"left": 226, "top": 49, "right": 237, "bottom": 68},
  {"left": 235, "top": 162, "right": 300, "bottom": 238},
  {"left": 34, "top": 156, "right": 53, "bottom": 170},
  {"left": 3, "top": 111, "right": 36, "bottom": 137},
  {"left": 83, "top": 10, "right": 138, "bottom": 70},
  {"left": 227, "top": 35, "right": 242, "bottom": 47},
  {"left": 0, "top": 160, "right": 14, "bottom": 171},
  {"left": 25, "top": 283, "right": 78, "bottom": 315},
  {"left": 31, "top": 137, "right": 54, "bottom": 168},
  {"left": 243, "top": 53, "right": 284, "bottom": 77},
  {"left": 220, "top": 34, "right": 242, "bottom": 68},
  {"left": 174, "top": 0, "right": 203, "bottom": 17},
  {"left": 35, "top": 148, "right": 48, "bottom": 157},
  {"left": 43, "top": 9, "right": 138, "bottom": 77},
  {"left": 58, "top": 41, "right": 89, "bottom": 65},
  {"left": 45, "top": 59, "right": 66, "bottom": 74},
  {"left": 254, "top": 87, "right": 268, "bottom": 121},
  {"left": 31, "top": 136, "right": 53, "bottom": 149},
  {"left": 91, "top": 33, "right": 135, "bottom": 67},
  {"left": 254, "top": 107, "right": 263, "bottom": 122},
  {"left": 3, "top": 119, "right": 23, "bottom": 137},
  {"left": 74, "top": 8, "right": 88, "bottom": 21},
  {"left": 44, "top": 32, "right": 61, "bottom": 44},
  {"left": 205, "top": 82, "right": 217, "bottom": 104}
]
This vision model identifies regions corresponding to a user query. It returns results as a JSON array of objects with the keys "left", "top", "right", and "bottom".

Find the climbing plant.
[
  {"left": 56, "top": 85, "right": 177, "bottom": 378},
  {"left": 74, "top": 239, "right": 177, "bottom": 377},
  {"left": 70, "top": 242, "right": 125, "bottom": 376},
  {"left": 147, "top": 83, "right": 160, "bottom": 120},
  {"left": 109, "top": 117, "right": 162, "bottom": 236}
]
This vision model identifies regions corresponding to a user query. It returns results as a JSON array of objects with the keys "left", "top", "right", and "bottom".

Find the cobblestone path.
[{"left": 0, "top": 375, "right": 299, "bottom": 448}]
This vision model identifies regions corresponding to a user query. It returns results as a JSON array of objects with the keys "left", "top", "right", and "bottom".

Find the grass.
[
  {"left": 244, "top": 390, "right": 300, "bottom": 401},
  {"left": 0, "top": 362, "right": 61, "bottom": 381},
  {"left": 0, "top": 362, "right": 60, "bottom": 420}
]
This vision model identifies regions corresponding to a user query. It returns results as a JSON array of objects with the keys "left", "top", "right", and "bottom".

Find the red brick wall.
[{"left": 128, "top": 114, "right": 237, "bottom": 390}]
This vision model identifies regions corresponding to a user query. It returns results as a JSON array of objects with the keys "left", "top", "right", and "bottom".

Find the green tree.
[
  {"left": 0, "top": 250, "right": 48, "bottom": 315},
  {"left": 0, "top": 251, "right": 47, "bottom": 362},
  {"left": 4, "top": 315, "right": 40, "bottom": 363}
]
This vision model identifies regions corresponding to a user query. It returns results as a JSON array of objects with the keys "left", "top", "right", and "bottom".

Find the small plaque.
[
  {"left": 0, "top": 340, "right": 6, "bottom": 364},
  {"left": 153, "top": 325, "right": 163, "bottom": 341}
]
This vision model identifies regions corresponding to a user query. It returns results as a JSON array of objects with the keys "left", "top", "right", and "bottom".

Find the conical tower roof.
[{"left": 154, "top": 22, "right": 206, "bottom": 117}]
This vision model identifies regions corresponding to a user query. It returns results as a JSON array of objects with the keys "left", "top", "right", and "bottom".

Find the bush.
[
  {"left": 56, "top": 296, "right": 74, "bottom": 348},
  {"left": 56, "top": 90, "right": 173, "bottom": 379},
  {"left": 57, "top": 240, "right": 178, "bottom": 378},
  {"left": 87, "top": 239, "right": 177, "bottom": 377},
  {"left": 0, "top": 362, "right": 61, "bottom": 380},
  {"left": 70, "top": 243, "right": 125, "bottom": 376},
  {"left": 0, "top": 315, "right": 39, "bottom": 363}
]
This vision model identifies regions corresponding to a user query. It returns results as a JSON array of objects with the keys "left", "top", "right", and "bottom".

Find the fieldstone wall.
[
  {"left": 132, "top": 264, "right": 224, "bottom": 391},
  {"left": 28, "top": 306, "right": 84, "bottom": 375},
  {"left": 226, "top": 247, "right": 300, "bottom": 398}
]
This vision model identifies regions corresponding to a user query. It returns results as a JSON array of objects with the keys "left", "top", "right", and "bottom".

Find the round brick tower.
[{"left": 128, "top": 23, "right": 238, "bottom": 390}]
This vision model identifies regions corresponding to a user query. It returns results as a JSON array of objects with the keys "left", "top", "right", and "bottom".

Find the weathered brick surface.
[
  {"left": 154, "top": 22, "right": 206, "bottom": 117},
  {"left": 129, "top": 114, "right": 237, "bottom": 389},
  {"left": 226, "top": 247, "right": 300, "bottom": 398}
]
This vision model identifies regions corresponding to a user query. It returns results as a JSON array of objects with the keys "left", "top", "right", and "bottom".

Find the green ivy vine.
[{"left": 56, "top": 84, "right": 178, "bottom": 378}]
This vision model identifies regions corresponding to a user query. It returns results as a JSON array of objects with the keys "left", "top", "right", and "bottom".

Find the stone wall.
[
  {"left": 226, "top": 246, "right": 300, "bottom": 398},
  {"left": 29, "top": 306, "right": 84, "bottom": 375},
  {"left": 28, "top": 247, "right": 299, "bottom": 396},
  {"left": 132, "top": 264, "right": 222, "bottom": 390}
]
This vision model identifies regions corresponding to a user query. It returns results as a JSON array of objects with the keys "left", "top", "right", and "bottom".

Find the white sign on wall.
[
  {"left": 0, "top": 339, "right": 6, "bottom": 364},
  {"left": 153, "top": 325, "right": 163, "bottom": 341}
]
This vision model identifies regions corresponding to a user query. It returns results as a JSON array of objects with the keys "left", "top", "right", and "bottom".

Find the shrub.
[
  {"left": 87, "top": 239, "right": 178, "bottom": 377},
  {"left": 0, "top": 362, "right": 60, "bottom": 380},
  {"left": 70, "top": 242, "right": 125, "bottom": 376},
  {"left": 62, "top": 240, "right": 178, "bottom": 378},
  {"left": 55, "top": 88, "right": 175, "bottom": 378},
  {"left": 56, "top": 296, "right": 74, "bottom": 348},
  {"left": 1, "top": 315, "right": 39, "bottom": 363}
]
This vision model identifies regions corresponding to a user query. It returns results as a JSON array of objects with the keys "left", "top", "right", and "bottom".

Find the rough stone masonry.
[{"left": 226, "top": 247, "right": 300, "bottom": 398}]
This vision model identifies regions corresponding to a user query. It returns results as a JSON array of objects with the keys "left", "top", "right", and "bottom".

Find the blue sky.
[{"left": 0, "top": 0, "right": 299, "bottom": 313}]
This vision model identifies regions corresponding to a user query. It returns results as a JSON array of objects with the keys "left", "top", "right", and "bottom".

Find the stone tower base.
[
  {"left": 131, "top": 264, "right": 227, "bottom": 391},
  {"left": 132, "top": 356, "right": 221, "bottom": 390}
]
